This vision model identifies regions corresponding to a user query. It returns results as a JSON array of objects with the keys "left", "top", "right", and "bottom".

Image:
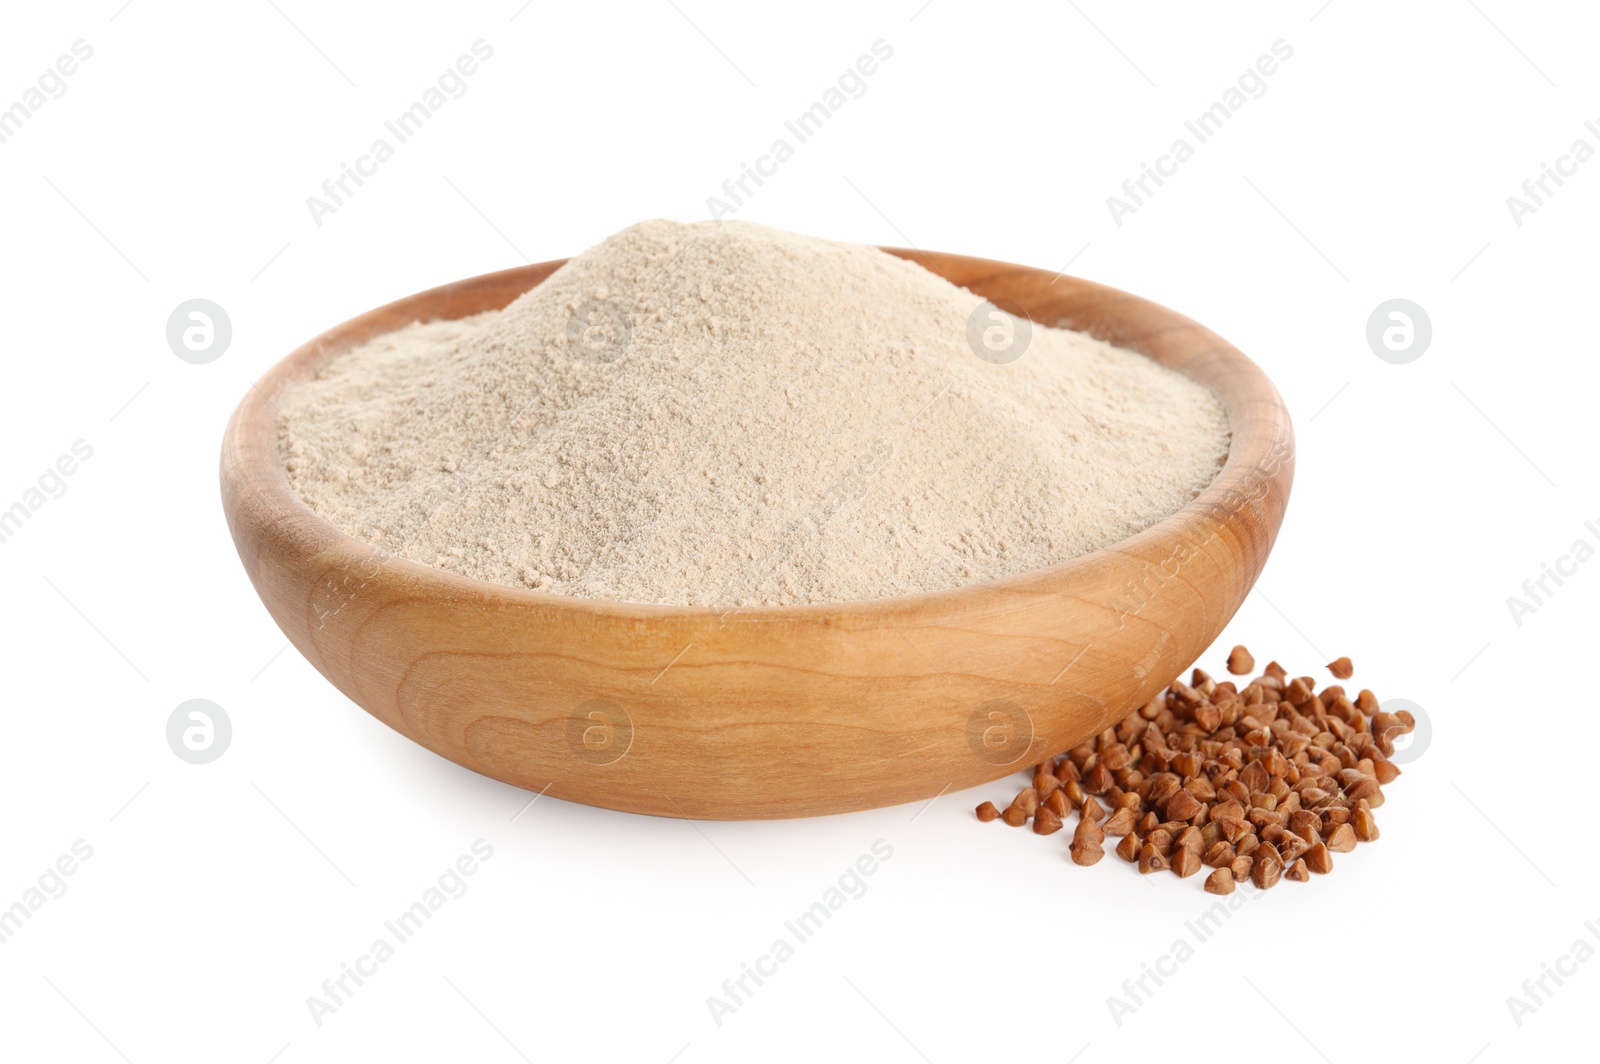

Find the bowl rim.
[{"left": 224, "top": 247, "right": 1293, "bottom": 624}]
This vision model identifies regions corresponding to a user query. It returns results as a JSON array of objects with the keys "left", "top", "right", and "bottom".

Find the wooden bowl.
[{"left": 221, "top": 250, "right": 1294, "bottom": 819}]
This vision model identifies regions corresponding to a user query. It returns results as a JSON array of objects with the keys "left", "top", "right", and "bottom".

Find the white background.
[{"left": 1, "top": 1, "right": 1594, "bottom": 1061}]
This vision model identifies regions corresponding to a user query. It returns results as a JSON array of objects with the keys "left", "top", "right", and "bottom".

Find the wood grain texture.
[{"left": 219, "top": 250, "right": 1294, "bottom": 819}]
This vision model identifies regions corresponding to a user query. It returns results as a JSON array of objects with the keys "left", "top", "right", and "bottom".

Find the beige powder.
[{"left": 278, "top": 220, "right": 1229, "bottom": 606}]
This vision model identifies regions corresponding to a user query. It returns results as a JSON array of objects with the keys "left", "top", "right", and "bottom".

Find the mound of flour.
[{"left": 278, "top": 220, "right": 1229, "bottom": 606}]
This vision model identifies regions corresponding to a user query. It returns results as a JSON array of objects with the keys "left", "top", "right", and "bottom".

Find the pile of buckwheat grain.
[{"left": 975, "top": 649, "right": 1412, "bottom": 893}]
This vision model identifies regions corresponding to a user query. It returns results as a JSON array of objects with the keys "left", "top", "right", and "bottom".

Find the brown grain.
[
  {"left": 1102, "top": 807, "right": 1136, "bottom": 837},
  {"left": 975, "top": 648, "right": 1409, "bottom": 891},
  {"left": 1325, "top": 823, "right": 1357, "bottom": 852},
  {"left": 1171, "top": 846, "right": 1203, "bottom": 878},
  {"left": 1071, "top": 816, "right": 1106, "bottom": 865},
  {"left": 1251, "top": 854, "right": 1282, "bottom": 890}
]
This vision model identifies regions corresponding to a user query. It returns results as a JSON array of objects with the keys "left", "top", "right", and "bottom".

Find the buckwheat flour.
[{"left": 278, "top": 220, "right": 1230, "bottom": 606}]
